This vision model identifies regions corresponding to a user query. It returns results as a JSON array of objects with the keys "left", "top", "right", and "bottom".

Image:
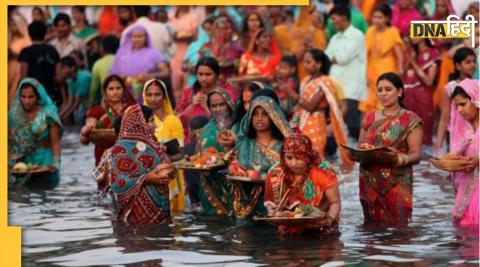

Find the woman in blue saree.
[
  {"left": 8, "top": 77, "right": 62, "bottom": 188},
  {"left": 232, "top": 96, "right": 292, "bottom": 218},
  {"left": 198, "top": 87, "right": 237, "bottom": 216}
]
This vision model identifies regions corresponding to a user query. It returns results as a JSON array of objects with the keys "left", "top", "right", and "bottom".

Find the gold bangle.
[
  {"left": 395, "top": 154, "right": 403, "bottom": 166},
  {"left": 402, "top": 154, "right": 409, "bottom": 166}
]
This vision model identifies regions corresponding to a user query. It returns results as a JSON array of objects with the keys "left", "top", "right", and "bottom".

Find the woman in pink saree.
[
  {"left": 448, "top": 78, "right": 479, "bottom": 228},
  {"left": 391, "top": 0, "right": 423, "bottom": 37}
]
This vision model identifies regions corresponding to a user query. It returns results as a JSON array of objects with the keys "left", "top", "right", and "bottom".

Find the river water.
[{"left": 8, "top": 130, "right": 479, "bottom": 266}]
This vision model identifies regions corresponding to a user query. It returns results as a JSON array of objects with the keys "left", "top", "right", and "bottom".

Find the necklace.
[
  {"left": 256, "top": 135, "right": 273, "bottom": 148},
  {"left": 382, "top": 107, "right": 402, "bottom": 118}
]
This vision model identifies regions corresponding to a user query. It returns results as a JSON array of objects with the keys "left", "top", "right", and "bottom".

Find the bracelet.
[
  {"left": 395, "top": 154, "right": 404, "bottom": 166},
  {"left": 395, "top": 153, "right": 409, "bottom": 166}
]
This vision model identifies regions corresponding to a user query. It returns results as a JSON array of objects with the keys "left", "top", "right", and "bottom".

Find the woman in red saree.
[
  {"left": 80, "top": 75, "right": 136, "bottom": 165},
  {"left": 238, "top": 28, "right": 282, "bottom": 79},
  {"left": 402, "top": 38, "right": 439, "bottom": 146},
  {"left": 264, "top": 134, "right": 341, "bottom": 235},
  {"left": 352, "top": 72, "right": 424, "bottom": 225}
]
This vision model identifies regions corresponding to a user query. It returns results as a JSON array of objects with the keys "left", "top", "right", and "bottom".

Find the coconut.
[{"left": 13, "top": 162, "right": 28, "bottom": 173}]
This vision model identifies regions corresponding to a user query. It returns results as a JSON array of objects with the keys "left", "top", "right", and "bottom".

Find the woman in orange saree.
[
  {"left": 273, "top": 6, "right": 327, "bottom": 80},
  {"left": 264, "top": 134, "right": 341, "bottom": 235},
  {"left": 238, "top": 28, "right": 282, "bottom": 79},
  {"left": 295, "top": 49, "right": 354, "bottom": 173}
]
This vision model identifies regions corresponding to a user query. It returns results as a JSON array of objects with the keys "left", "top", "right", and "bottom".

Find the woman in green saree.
[
  {"left": 198, "top": 87, "right": 237, "bottom": 216},
  {"left": 231, "top": 96, "right": 292, "bottom": 218},
  {"left": 8, "top": 78, "right": 63, "bottom": 188}
]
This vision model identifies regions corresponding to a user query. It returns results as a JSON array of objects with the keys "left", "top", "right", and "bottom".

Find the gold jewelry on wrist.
[
  {"left": 395, "top": 153, "right": 408, "bottom": 166},
  {"left": 395, "top": 154, "right": 403, "bottom": 166},
  {"left": 402, "top": 154, "right": 409, "bottom": 166}
]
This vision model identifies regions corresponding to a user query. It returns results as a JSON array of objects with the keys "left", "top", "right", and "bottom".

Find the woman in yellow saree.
[
  {"left": 273, "top": 5, "right": 326, "bottom": 80},
  {"left": 360, "top": 4, "right": 404, "bottom": 113},
  {"left": 142, "top": 79, "right": 186, "bottom": 214}
]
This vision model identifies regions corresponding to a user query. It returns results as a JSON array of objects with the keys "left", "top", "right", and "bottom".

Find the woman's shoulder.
[
  {"left": 164, "top": 113, "right": 182, "bottom": 123},
  {"left": 401, "top": 109, "right": 423, "bottom": 123},
  {"left": 310, "top": 165, "right": 338, "bottom": 188},
  {"left": 362, "top": 111, "right": 376, "bottom": 127}
]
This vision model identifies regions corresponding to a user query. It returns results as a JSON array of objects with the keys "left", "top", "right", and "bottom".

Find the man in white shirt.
[
  {"left": 325, "top": 4, "right": 366, "bottom": 140},
  {"left": 121, "top": 6, "right": 175, "bottom": 59},
  {"left": 49, "top": 13, "right": 87, "bottom": 67}
]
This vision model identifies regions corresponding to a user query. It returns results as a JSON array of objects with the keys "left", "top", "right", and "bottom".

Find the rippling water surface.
[{"left": 9, "top": 130, "right": 479, "bottom": 266}]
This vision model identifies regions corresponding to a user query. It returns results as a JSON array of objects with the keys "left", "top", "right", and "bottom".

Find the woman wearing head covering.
[
  {"left": 110, "top": 25, "right": 169, "bottom": 101},
  {"left": 231, "top": 96, "right": 292, "bottom": 218},
  {"left": 107, "top": 104, "right": 176, "bottom": 225},
  {"left": 238, "top": 28, "right": 282, "bottom": 79},
  {"left": 199, "top": 15, "right": 244, "bottom": 84},
  {"left": 142, "top": 79, "right": 186, "bottom": 214},
  {"left": 8, "top": 78, "right": 62, "bottom": 188},
  {"left": 435, "top": 48, "right": 476, "bottom": 154},
  {"left": 264, "top": 133, "right": 341, "bottom": 235},
  {"left": 197, "top": 88, "right": 237, "bottom": 216},
  {"left": 80, "top": 75, "right": 136, "bottom": 166},
  {"left": 447, "top": 79, "right": 479, "bottom": 228}
]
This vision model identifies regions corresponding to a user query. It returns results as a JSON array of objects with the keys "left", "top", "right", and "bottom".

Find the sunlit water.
[{"left": 8, "top": 130, "right": 479, "bottom": 266}]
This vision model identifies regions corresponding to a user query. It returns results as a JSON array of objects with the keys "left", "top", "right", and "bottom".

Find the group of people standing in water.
[
  {"left": 7, "top": 3, "right": 479, "bottom": 235},
  {"left": 9, "top": 67, "right": 479, "bottom": 233}
]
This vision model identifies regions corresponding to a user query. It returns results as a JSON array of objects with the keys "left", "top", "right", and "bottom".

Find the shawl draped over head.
[
  {"left": 8, "top": 77, "right": 62, "bottom": 159},
  {"left": 280, "top": 133, "right": 321, "bottom": 172},
  {"left": 449, "top": 78, "right": 480, "bottom": 154},
  {"left": 240, "top": 95, "right": 292, "bottom": 139},
  {"left": 109, "top": 104, "right": 171, "bottom": 225},
  {"left": 110, "top": 25, "right": 165, "bottom": 77},
  {"left": 207, "top": 87, "right": 236, "bottom": 112},
  {"left": 142, "top": 78, "right": 175, "bottom": 115}
]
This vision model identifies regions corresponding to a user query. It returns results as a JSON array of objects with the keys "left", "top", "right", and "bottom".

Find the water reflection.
[{"left": 8, "top": 130, "right": 480, "bottom": 266}]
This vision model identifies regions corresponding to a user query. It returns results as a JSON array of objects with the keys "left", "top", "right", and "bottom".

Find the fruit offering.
[
  {"left": 358, "top": 143, "right": 376, "bottom": 149},
  {"left": 228, "top": 160, "right": 260, "bottom": 179},
  {"left": 184, "top": 147, "right": 224, "bottom": 168},
  {"left": 275, "top": 204, "right": 323, "bottom": 218},
  {"left": 12, "top": 162, "right": 40, "bottom": 173}
]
